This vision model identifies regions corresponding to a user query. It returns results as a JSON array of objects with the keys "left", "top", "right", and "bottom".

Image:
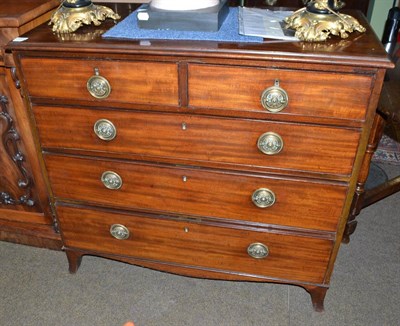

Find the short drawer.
[
  {"left": 57, "top": 205, "right": 333, "bottom": 284},
  {"left": 34, "top": 106, "right": 360, "bottom": 176},
  {"left": 45, "top": 155, "right": 347, "bottom": 231},
  {"left": 20, "top": 57, "right": 179, "bottom": 106},
  {"left": 188, "top": 64, "right": 373, "bottom": 121}
]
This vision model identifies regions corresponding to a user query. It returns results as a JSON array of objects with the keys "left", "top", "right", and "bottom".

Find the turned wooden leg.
[
  {"left": 343, "top": 113, "right": 385, "bottom": 244},
  {"left": 303, "top": 285, "right": 328, "bottom": 312},
  {"left": 66, "top": 250, "right": 83, "bottom": 274}
]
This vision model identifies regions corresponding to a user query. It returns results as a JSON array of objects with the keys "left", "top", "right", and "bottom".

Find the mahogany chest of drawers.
[{"left": 7, "top": 4, "right": 392, "bottom": 311}]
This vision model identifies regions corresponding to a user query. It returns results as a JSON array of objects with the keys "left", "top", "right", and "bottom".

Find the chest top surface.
[{"left": 6, "top": 4, "right": 392, "bottom": 69}]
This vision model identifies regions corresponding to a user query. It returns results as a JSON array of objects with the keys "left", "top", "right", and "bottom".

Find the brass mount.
[
  {"left": 285, "top": 0, "right": 366, "bottom": 42},
  {"left": 49, "top": 0, "right": 120, "bottom": 33}
]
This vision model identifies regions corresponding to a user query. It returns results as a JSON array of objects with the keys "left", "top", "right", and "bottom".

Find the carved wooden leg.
[
  {"left": 303, "top": 285, "right": 328, "bottom": 312},
  {"left": 342, "top": 113, "right": 385, "bottom": 244},
  {"left": 66, "top": 250, "right": 83, "bottom": 274}
]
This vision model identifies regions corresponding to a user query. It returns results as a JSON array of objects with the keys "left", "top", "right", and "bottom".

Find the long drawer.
[
  {"left": 34, "top": 106, "right": 360, "bottom": 176},
  {"left": 188, "top": 64, "right": 373, "bottom": 121},
  {"left": 20, "top": 57, "right": 179, "bottom": 106},
  {"left": 57, "top": 205, "right": 333, "bottom": 284},
  {"left": 45, "top": 154, "right": 347, "bottom": 231}
]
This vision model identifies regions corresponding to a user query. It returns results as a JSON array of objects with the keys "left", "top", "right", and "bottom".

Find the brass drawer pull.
[
  {"left": 252, "top": 188, "right": 276, "bottom": 208},
  {"left": 94, "top": 119, "right": 117, "bottom": 141},
  {"left": 257, "top": 132, "right": 284, "bottom": 155},
  {"left": 260, "top": 79, "right": 288, "bottom": 113},
  {"left": 110, "top": 224, "right": 130, "bottom": 240},
  {"left": 247, "top": 243, "right": 269, "bottom": 259},
  {"left": 87, "top": 68, "right": 111, "bottom": 99},
  {"left": 101, "top": 171, "right": 123, "bottom": 190}
]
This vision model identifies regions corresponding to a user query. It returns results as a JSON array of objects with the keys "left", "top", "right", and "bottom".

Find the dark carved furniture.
[
  {"left": 7, "top": 4, "right": 392, "bottom": 311},
  {"left": 344, "top": 60, "right": 400, "bottom": 242},
  {"left": 0, "top": 0, "right": 61, "bottom": 249},
  {"left": 343, "top": 5, "right": 399, "bottom": 243}
]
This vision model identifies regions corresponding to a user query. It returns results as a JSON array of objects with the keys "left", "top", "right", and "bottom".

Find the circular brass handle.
[
  {"left": 94, "top": 119, "right": 117, "bottom": 141},
  {"left": 110, "top": 224, "right": 130, "bottom": 240},
  {"left": 101, "top": 171, "right": 123, "bottom": 190},
  {"left": 252, "top": 188, "right": 276, "bottom": 208},
  {"left": 247, "top": 243, "right": 269, "bottom": 259},
  {"left": 87, "top": 68, "right": 111, "bottom": 99},
  {"left": 257, "top": 132, "right": 284, "bottom": 155},
  {"left": 260, "top": 79, "right": 288, "bottom": 113}
]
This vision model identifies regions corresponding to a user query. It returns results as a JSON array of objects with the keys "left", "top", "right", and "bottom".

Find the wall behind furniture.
[{"left": 368, "top": 0, "right": 397, "bottom": 39}]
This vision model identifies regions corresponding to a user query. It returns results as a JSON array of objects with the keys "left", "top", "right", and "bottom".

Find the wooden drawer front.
[
  {"left": 20, "top": 57, "right": 179, "bottom": 106},
  {"left": 34, "top": 106, "right": 360, "bottom": 175},
  {"left": 188, "top": 64, "right": 372, "bottom": 121},
  {"left": 58, "top": 205, "right": 332, "bottom": 283},
  {"left": 46, "top": 155, "right": 347, "bottom": 231}
]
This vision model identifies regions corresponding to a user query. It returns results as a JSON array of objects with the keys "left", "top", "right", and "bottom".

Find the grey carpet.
[{"left": 1, "top": 165, "right": 399, "bottom": 326}]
